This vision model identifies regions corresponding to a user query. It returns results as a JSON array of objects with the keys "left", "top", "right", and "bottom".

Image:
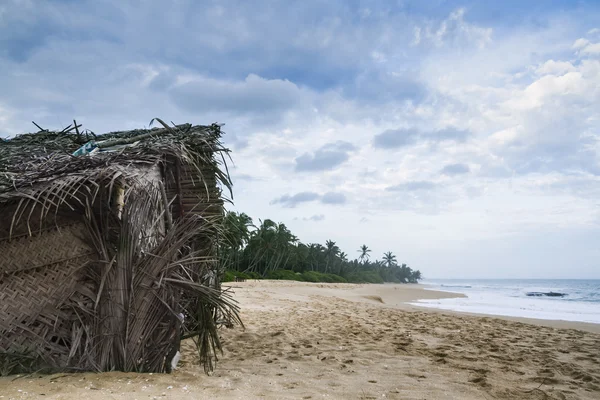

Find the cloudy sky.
[{"left": 1, "top": 0, "right": 600, "bottom": 279}]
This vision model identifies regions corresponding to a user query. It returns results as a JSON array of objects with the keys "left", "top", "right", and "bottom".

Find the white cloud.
[
  {"left": 370, "top": 50, "right": 387, "bottom": 63},
  {"left": 423, "top": 8, "right": 493, "bottom": 49},
  {"left": 488, "top": 126, "right": 523, "bottom": 146},
  {"left": 573, "top": 38, "right": 590, "bottom": 49},
  {"left": 581, "top": 42, "right": 600, "bottom": 54},
  {"left": 504, "top": 71, "right": 587, "bottom": 110},
  {"left": 411, "top": 27, "right": 421, "bottom": 46},
  {"left": 536, "top": 60, "right": 576, "bottom": 75},
  {"left": 170, "top": 73, "right": 310, "bottom": 115}
]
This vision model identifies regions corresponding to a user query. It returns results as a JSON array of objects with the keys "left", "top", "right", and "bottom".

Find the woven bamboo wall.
[
  {"left": 0, "top": 222, "right": 92, "bottom": 273},
  {"left": 0, "top": 205, "right": 93, "bottom": 366},
  {"left": 163, "top": 159, "right": 222, "bottom": 292},
  {"left": 164, "top": 160, "right": 224, "bottom": 221}
]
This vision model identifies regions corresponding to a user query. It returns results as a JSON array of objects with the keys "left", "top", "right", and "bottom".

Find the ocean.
[{"left": 412, "top": 279, "right": 600, "bottom": 324}]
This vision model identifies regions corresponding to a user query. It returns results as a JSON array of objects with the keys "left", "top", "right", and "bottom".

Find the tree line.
[{"left": 219, "top": 211, "right": 422, "bottom": 284}]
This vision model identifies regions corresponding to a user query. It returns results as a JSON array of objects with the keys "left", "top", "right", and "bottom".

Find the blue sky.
[{"left": 1, "top": 0, "right": 600, "bottom": 278}]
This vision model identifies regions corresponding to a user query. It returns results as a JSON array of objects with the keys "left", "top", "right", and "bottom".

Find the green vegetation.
[
  {"left": 223, "top": 270, "right": 262, "bottom": 282},
  {"left": 220, "top": 211, "right": 422, "bottom": 284}
]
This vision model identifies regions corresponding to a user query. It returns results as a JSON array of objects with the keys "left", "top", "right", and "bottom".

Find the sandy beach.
[{"left": 1, "top": 280, "right": 599, "bottom": 399}]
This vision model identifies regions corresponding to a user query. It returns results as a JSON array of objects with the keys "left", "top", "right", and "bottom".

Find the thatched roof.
[
  {"left": 0, "top": 120, "right": 240, "bottom": 375},
  {"left": 0, "top": 120, "right": 232, "bottom": 201}
]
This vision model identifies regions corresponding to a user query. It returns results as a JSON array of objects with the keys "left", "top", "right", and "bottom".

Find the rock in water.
[{"left": 526, "top": 292, "right": 567, "bottom": 297}]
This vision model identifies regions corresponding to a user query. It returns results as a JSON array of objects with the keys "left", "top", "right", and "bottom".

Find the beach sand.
[{"left": 1, "top": 280, "right": 599, "bottom": 399}]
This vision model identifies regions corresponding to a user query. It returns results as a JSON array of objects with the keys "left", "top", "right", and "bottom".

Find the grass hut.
[{"left": 0, "top": 121, "right": 240, "bottom": 375}]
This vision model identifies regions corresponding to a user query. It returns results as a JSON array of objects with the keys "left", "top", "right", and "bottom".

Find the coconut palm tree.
[
  {"left": 398, "top": 263, "right": 410, "bottom": 283},
  {"left": 324, "top": 240, "right": 340, "bottom": 273},
  {"left": 358, "top": 244, "right": 371, "bottom": 263},
  {"left": 222, "top": 211, "right": 254, "bottom": 251},
  {"left": 409, "top": 269, "right": 422, "bottom": 283},
  {"left": 220, "top": 211, "right": 256, "bottom": 272},
  {"left": 305, "top": 243, "right": 327, "bottom": 271},
  {"left": 382, "top": 251, "right": 397, "bottom": 268},
  {"left": 339, "top": 252, "right": 348, "bottom": 263},
  {"left": 244, "top": 219, "right": 297, "bottom": 275}
]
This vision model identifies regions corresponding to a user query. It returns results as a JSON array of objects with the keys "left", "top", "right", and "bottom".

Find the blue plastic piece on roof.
[{"left": 72, "top": 141, "right": 97, "bottom": 156}]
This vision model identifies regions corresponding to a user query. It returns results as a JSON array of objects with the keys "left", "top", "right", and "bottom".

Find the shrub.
[
  {"left": 226, "top": 269, "right": 383, "bottom": 284},
  {"left": 223, "top": 270, "right": 236, "bottom": 282},
  {"left": 245, "top": 271, "right": 262, "bottom": 280},
  {"left": 265, "top": 270, "right": 305, "bottom": 281},
  {"left": 346, "top": 271, "right": 384, "bottom": 284},
  {"left": 223, "top": 270, "right": 262, "bottom": 282},
  {"left": 301, "top": 271, "right": 347, "bottom": 283},
  {"left": 263, "top": 270, "right": 347, "bottom": 283}
]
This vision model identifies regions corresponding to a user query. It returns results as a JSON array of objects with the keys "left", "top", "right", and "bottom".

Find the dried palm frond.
[{"left": 75, "top": 186, "right": 240, "bottom": 373}]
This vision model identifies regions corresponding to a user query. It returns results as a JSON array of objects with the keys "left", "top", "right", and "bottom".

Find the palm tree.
[
  {"left": 307, "top": 243, "right": 327, "bottom": 271},
  {"left": 244, "top": 219, "right": 298, "bottom": 275},
  {"left": 221, "top": 211, "right": 256, "bottom": 272},
  {"left": 409, "top": 270, "right": 422, "bottom": 283},
  {"left": 324, "top": 240, "right": 340, "bottom": 273},
  {"left": 358, "top": 244, "right": 371, "bottom": 263},
  {"left": 339, "top": 252, "right": 348, "bottom": 263},
  {"left": 399, "top": 263, "right": 410, "bottom": 283},
  {"left": 335, "top": 251, "right": 349, "bottom": 276},
  {"left": 382, "top": 251, "right": 397, "bottom": 268}
]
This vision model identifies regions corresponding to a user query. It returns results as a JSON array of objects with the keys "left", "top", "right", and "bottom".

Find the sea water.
[{"left": 411, "top": 279, "right": 600, "bottom": 324}]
